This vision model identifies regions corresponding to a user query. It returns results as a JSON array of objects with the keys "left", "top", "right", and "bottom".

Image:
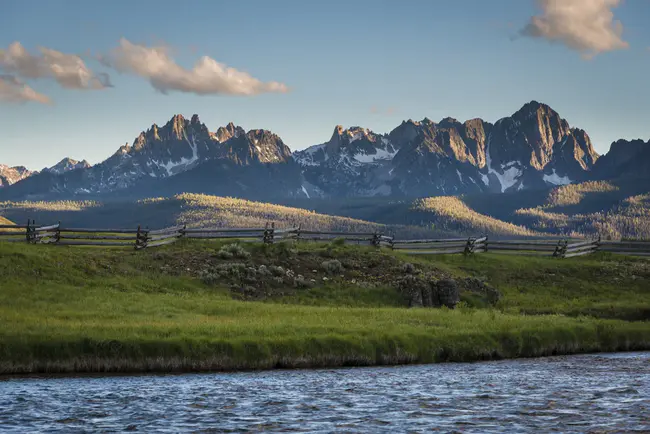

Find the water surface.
[{"left": 1, "top": 352, "right": 649, "bottom": 433}]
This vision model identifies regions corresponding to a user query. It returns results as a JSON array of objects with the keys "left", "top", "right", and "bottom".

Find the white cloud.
[
  {"left": 100, "top": 38, "right": 289, "bottom": 96},
  {"left": 0, "top": 74, "right": 51, "bottom": 104},
  {"left": 0, "top": 42, "right": 111, "bottom": 89},
  {"left": 521, "top": 0, "right": 628, "bottom": 58}
]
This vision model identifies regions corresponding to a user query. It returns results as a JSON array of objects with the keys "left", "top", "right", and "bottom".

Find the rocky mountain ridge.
[
  {"left": 0, "top": 165, "right": 33, "bottom": 188},
  {"left": 43, "top": 158, "right": 91, "bottom": 175},
  {"left": 0, "top": 101, "right": 646, "bottom": 201},
  {"left": 296, "top": 101, "right": 603, "bottom": 197}
]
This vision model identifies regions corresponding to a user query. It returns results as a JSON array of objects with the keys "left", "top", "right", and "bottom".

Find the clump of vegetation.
[
  {"left": 294, "top": 275, "right": 313, "bottom": 289},
  {"left": 268, "top": 265, "right": 287, "bottom": 277},
  {"left": 331, "top": 237, "right": 346, "bottom": 246},
  {"left": 217, "top": 243, "right": 251, "bottom": 260},
  {"left": 402, "top": 262, "right": 418, "bottom": 274},
  {"left": 321, "top": 259, "right": 343, "bottom": 275}
]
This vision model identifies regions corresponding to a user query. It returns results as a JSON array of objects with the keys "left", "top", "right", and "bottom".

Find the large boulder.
[
  {"left": 396, "top": 275, "right": 426, "bottom": 307},
  {"left": 434, "top": 279, "right": 460, "bottom": 309}
]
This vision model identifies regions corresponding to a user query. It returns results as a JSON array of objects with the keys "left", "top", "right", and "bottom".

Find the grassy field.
[
  {"left": 0, "top": 240, "right": 649, "bottom": 375},
  {"left": 417, "top": 253, "right": 650, "bottom": 321}
]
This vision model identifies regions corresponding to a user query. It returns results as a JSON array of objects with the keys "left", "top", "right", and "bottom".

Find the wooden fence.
[
  {"left": 390, "top": 236, "right": 487, "bottom": 255},
  {"left": 1, "top": 220, "right": 649, "bottom": 259}
]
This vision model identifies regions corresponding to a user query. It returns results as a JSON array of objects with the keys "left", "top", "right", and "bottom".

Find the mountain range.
[{"left": 1, "top": 101, "right": 647, "bottom": 201}]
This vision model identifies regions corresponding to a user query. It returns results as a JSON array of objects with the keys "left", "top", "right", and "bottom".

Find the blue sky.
[{"left": 1, "top": 0, "right": 649, "bottom": 169}]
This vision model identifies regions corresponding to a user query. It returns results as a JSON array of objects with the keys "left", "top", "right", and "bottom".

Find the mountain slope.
[
  {"left": 1, "top": 100, "right": 644, "bottom": 203},
  {"left": 294, "top": 101, "right": 601, "bottom": 197},
  {"left": 592, "top": 138, "right": 650, "bottom": 181},
  {"left": 44, "top": 158, "right": 91, "bottom": 175},
  {"left": 0, "top": 114, "right": 303, "bottom": 201},
  {"left": 0, "top": 165, "right": 33, "bottom": 188}
]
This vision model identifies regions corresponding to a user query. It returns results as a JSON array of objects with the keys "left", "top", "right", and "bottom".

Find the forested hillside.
[{"left": 2, "top": 180, "right": 650, "bottom": 240}]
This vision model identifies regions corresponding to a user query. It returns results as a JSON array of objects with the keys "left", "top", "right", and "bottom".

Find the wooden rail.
[{"left": 1, "top": 219, "right": 649, "bottom": 258}]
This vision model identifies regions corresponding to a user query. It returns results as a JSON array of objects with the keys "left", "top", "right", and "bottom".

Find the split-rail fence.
[{"left": 1, "top": 220, "right": 649, "bottom": 259}]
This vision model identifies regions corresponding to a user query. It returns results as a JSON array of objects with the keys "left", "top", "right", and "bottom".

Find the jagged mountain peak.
[
  {"left": 0, "top": 102, "right": 641, "bottom": 201},
  {"left": 438, "top": 117, "right": 461, "bottom": 128},
  {"left": 44, "top": 158, "right": 91, "bottom": 175},
  {"left": 215, "top": 122, "right": 246, "bottom": 142},
  {"left": 0, "top": 164, "right": 34, "bottom": 188},
  {"left": 509, "top": 100, "right": 564, "bottom": 125}
]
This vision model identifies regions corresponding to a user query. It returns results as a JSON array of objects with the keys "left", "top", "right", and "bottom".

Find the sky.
[{"left": 1, "top": 0, "right": 649, "bottom": 170}]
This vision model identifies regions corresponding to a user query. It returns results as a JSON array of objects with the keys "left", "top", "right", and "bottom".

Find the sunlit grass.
[{"left": 0, "top": 241, "right": 649, "bottom": 375}]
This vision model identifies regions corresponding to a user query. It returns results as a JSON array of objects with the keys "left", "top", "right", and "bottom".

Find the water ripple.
[{"left": 0, "top": 352, "right": 649, "bottom": 433}]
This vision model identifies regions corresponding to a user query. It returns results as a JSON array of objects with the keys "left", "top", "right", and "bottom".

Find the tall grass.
[{"left": 1, "top": 242, "right": 649, "bottom": 375}]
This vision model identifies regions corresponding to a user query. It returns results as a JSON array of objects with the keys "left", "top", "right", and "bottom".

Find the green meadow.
[{"left": 0, "top": 240, "right": 649, "bottom": 375}]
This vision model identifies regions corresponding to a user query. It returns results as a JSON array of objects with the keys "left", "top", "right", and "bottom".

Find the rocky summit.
[
  {"left": 0, "top": 165, "right": 33, "bottom": 188},
  {"left": 297, "top": 101, "right": 602, "bottom": 197},
  {"left": 0, "top": 101, "right": 645, "bottom": 201}
]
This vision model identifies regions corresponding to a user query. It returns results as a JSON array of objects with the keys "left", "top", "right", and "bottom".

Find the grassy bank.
[{"left": 0, "top": 241, "right": 649, "bottom": 375}]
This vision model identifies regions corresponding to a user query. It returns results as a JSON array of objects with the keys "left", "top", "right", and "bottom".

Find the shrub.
[
  {"left": 269, "top": 265, "right": 286, "bottom": 277},
  {"left": 294, "top": 275, "right": 313, "bottom": 289},
  {"left": 331, "top": 237, "right": 346, "bottom": 246},
  {"left": 321, "top": 259, "right": 343, "bottom": 275},
  {"left": 200, "top": 271, "right": 220, "bottom": 286},
  {"left": 215, "top": 263, "right": 247, "bottom": 278},
  {"left": 402, "top": 263, "right": 417, "bottom": 274},
  {"left": 257, "top": 265, "right": 271, "bottom": 277},
  {"left": 217, "top": 243, "right": 250, "bottom": 260}
]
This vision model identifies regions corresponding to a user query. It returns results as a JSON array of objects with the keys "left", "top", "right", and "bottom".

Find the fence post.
[
  {"left": 55, "top": 221, "right": 61, "bottom": 244},
  {"left": 296, "top": 224, "right": 302, "bottom": 242},
  {"left": 464, "top": 237, "right": 474, "bottom": 255},
  {"left": 25, "top": 219, "right": 31, "bottom": 243},
  {"left": 372, "top": 231, "right": 381, "bottom": 248},
  {"left": 135, "top": 225, "right": 144, "bottom": 250},
  {"left": 484, "top": 235, "right": 489, "bottom": 253},
  {"left": 553, "top": 239, "right": 567, "bottom": 258},
  {"left": 269, "top": 222, "right": 275, "bottom": 244}
]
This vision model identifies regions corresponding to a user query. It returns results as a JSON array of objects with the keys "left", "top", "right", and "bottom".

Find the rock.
[
  {"left": 396, "top": 275, "right": 426, "bottom": 307},
  {"left": 434, "top": 279, "right": 460, "bottom": 309},
  {"left": 321, "top": 259, "right": 343, "bottom": 275},
  {"left": 421, "top": 284, "right": 433, "bottom": 307}
]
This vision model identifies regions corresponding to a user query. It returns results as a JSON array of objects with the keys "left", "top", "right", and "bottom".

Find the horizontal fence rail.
[{"left": 0, "top": 219, "right": 649, "bottom": 258}]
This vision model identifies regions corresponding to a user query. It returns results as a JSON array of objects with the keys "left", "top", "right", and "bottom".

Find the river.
[{"left": 1, "top": 352, "right": 649, "bottom": 433}]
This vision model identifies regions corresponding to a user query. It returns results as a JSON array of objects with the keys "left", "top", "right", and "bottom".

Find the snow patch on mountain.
[
  {"left": 485, "top": 138, "right": 522, "bottom": 193},
  {"left": 543, "top": 169, "right": 572, "bottom": 186},
  {"left": 293, "top": 144, "right": 327, "bottom": 166},
  {"left": 151, "top": 131, "right": 201, "bottom": 177},
  {"left": 353, "top": 146, "right": 398, "bottom": 163}
]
